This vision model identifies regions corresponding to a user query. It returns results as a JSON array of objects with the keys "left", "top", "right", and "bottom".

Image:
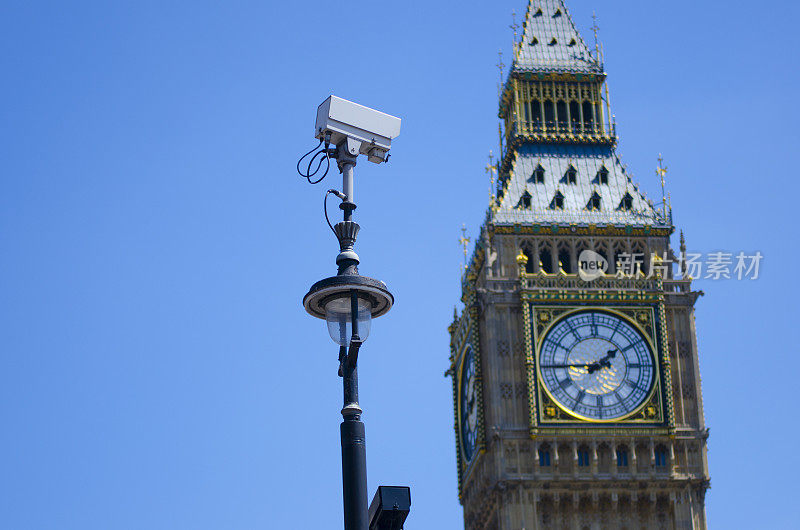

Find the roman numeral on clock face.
[
  {"left": 609, "top": 320, "right": 622, "bottom": 340},
  {"left": 566, "top": 320, "right": 582, "bottom": 341},
  {"left": 622, "top": 341, "right": 642, "bottom": 352}
]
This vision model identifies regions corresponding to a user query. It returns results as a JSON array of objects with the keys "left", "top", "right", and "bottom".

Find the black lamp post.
[{"left": 303, "top": 141, "right": 395, "bottom": 530}]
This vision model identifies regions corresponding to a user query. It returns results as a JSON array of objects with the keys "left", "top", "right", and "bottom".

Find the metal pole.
[
  {"left": 333, "top": 142, "right": 367, "bottom": 529},
  {"left": 342, "top": 162, "right": 354, "bottom": 222},
  {"left": 341, "top": 290, "right": 367, "bottom": 530},
  {"left": 340, "top": 369, "right": 367, "bottom": 530},
  {"left": 337, "top": 147, "right": 357, "bottom": 224}
]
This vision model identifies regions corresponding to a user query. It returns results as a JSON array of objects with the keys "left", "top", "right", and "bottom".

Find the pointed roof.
[
  {"left": 487, "top": 2, "right": 666, "bottom": 231},
  {"left": 513, "top": 0, "right": 602, "bottom": 74},
  {"left": 492, "top": 144, "right": 669, "bottom": 228}
]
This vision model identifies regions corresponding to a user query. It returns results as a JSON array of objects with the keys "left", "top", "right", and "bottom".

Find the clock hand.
[
  {"left": 587, "top": 349, "right": 618, "bottom": 373},
  {"left": 543, "top": 350, "right": 619, "bottom": 372}
]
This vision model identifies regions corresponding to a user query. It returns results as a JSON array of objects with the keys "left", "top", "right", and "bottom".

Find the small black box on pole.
[{"left": 368, "top": 486, "right": 411, "bottom": 530}]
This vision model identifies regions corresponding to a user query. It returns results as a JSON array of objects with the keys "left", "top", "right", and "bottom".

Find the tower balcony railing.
[
  {"left": 530, "top": 467, "right": 675, "bottom": 481},
  {"left": 494, "top": 207, "right": 670, "bottom": 227},
  {"left": 520, "top": 271, "right": 662, "bottom": 293},
  {"left": 662, "top": 279, "right": 692, "bottom": 293},
  {"left": 507, "top": 120, "right": 617, "bottom": 143}
]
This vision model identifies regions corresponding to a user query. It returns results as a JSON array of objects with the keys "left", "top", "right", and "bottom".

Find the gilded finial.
[
  {"left": 591, "top": 12, "right": 600, "bottom": 56},
  {"left": 496, "top": 49, "right": 505, "bottom": 107},
  {"left": 516, "top": 248, "right": 529, "bottom": 266},
  {"left": 602, "top": 41, "right": 611, "bottom": 128},
  {"left": 496, "top": 50, "right": 505, "bottom": 97},
  {"left": 668, "top": 191, "right": 672, "bottom": 219},
  {"left": 509, "top": 9, "right": 520, "bottom": 56},
  {"left": 485, "top": 151, "right": 497, "bottom": 206},
  {"left": 497, "top": 122, "right": 504, "bottom": 163},
  {"left": 656, "top": 154, "right": 668, "bottom": 219},
  {"left": 459, "top": 224, "right": 471, "bottom": 276}
]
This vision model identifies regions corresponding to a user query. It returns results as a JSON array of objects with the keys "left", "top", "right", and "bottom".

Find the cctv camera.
[{"left": 315, "top": 96, "right": 401, "bottom": 164}]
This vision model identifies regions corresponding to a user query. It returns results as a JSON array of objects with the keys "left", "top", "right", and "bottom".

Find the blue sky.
[{"left": 1, "top": 0, "right": 798, "bottom": 528}]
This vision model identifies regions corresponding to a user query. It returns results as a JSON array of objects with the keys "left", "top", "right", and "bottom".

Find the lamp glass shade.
[{"left": 324, "top": 295, "right": 372, "bottom": 346}]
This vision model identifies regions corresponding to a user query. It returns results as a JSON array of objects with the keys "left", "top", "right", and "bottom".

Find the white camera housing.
[{"left": 315, "top": 96, "right": 401, "bottom": 163}]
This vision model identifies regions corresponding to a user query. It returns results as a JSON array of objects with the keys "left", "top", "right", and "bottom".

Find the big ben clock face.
[
  {"left": 459, "top": 344, "right": 478, "bottom": 462},
  {"left": 538, "top": 310, "right": 655, "bottom": 421}
]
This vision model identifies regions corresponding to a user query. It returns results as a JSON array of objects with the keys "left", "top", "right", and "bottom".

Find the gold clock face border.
[
  {"left": 534, "top": 306, "right": 661, "bottom": 424},
  {"left": 456, "top": 342, "right": 478, "bottom": 467},
  {"left": 452, "top": 293, "right": 486, "bottom": 494}
]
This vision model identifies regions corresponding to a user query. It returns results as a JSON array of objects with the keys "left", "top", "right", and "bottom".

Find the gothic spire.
[
  {"left": 491, "top": 1, "right": 669, "bottom": 230},
  {"left": 679, "top": 230, "right": 687, "bottom": 276},
  {"left": 513, "top": 0, "right": 602, "bottom": 74}
]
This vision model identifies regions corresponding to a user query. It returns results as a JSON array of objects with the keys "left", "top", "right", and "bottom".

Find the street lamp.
[
  {"left": 301, "top": 96, "right": 407, "bottom": 530},
  {"left": 325, "top": 294, "right": 372, "bottom": 346}
]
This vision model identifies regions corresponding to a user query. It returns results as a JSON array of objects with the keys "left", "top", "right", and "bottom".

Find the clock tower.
[{"left": 447, "top": 1, "right": 710, "bottom": 528}]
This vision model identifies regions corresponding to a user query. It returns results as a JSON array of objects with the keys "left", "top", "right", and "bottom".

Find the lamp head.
[
  {"left": 303, "top": 274, "right": 393, "bottom": 346},
  {"left": 324, "top": 294, "right": 372, "bottom": 346}
]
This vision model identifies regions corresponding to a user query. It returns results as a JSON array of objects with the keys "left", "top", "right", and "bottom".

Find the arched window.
[
  {"left": 614, "top": 251, "right": 630, "bottom": 274},
  {"left": 618, "top": 192, "right": 634, "bottom": 211},
  {"left": 586, "top": 191, "right": 602, "bottom": 211},
  {"left": 538, "top": 445, "right": 551, "bottom": 466},
  {"left": 577, "top": 446, "right": 590, "bottom": 467},
  {"left": 544, "top": 100, "right": 555, "bottom": 127},
  {"left": 616, "top": 447, "right": 629, "bottom": 467},
  {"left": 522, "top": 248, "right": 535, "bottom": 274},
  {"left": 582, "top": 100, "right": 594, "bottom": 130},
  {"left": 595, "top": 166, "right": 609, "bottom": 184},
  {"left": 612, "top": 241, "right": 627, "bottom": 274},
  {"left": 549, "top": 191, "right": 564, "bottom": 210},
  {"left": 655, "top": 446, "right": 668, "bottom": 467},
  {"left": 539, "top": 247, "right": 554, "bottom": 273},
  {"left": 596, "top": 103, "right": 603, "bottom": 129},
  {"left": 529, "top": 164, "right": 545, "bottom": 184},
  {"left": 516, "top": 190, "right": 532, "bottom": 209},
  {"left": 632, "top": 241, "right": 647, "bottom": 274},
  {"left": 575, "top": 241, "right": 589, "bottom": 267},
  {"left": 556, "top": 100, "right": 567, "bottom": 130},
  {"left": 531, "top": 99, "right": 542, "bottom": 130},
  {"left": 596, "top": 247, "right": 608, "bottom": 264},
  {"left": 558, "top": 248, "right": 572, "bottom": 273},
  {"left": 563, "top": 165, "right": 577, "bottom": 184},
  {"left": 569, "top": 100, "right": 581, "bottom": 132}
]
